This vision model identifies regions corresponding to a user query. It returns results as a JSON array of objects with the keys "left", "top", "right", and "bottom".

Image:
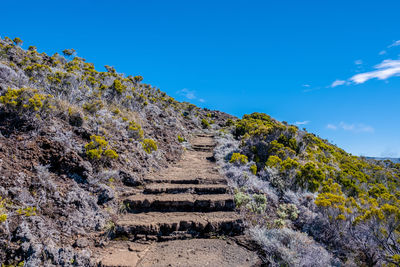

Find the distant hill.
[{"left": 365, "top": 157, "right": 400, "bottom": 163}]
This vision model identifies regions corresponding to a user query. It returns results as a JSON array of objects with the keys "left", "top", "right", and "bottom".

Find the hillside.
[{"left": 0, "top": 37, "right": 399, "bottom": 266}]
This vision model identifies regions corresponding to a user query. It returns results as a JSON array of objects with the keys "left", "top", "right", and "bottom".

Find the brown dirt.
[{"left": 96, "top": 134, "right": 262, "bottom": 266}]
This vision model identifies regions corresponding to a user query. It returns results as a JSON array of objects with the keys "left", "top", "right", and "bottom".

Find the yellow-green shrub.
[
  {"left": 201, "top": 119, "right": 210, "bottom": 129},
  {"left": 0, "top": 197, "right": 7, "bottom": 224},
  {"left": 250, "top": 164, "right": 257, "bottom": 175},
  {"left": 85, "top": 135, "right": 118, "bottom": 160},
  {"left": 177, "top": 135, "right": 186, "bottom": 143},
  {"left": 113, "top": 79, "right": 126, "bottom": 94},
  {"left": 230, "top": 153, "right": 248, "bottom": 165},
  {"left": 128, "top": 120, "right": 144, "bottom": 140},
  {"left": 0, "top": 87, "right": 54, "bottom": 113},
  {"left": 142, "top": 139, "right": 157, "bottom": 154}
]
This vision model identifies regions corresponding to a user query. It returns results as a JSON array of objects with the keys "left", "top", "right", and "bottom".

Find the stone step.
[
  {"left": 122, "top": 193, "right": 235, "bottom": 212},
  {"left": 143, "top": 183, "right": 229, "bottom": 195},
  {"left": 114, "top": 211, "right": 243, "bottom": 239},
  {"left": 195, "top": 134, "right": 214, "bottom": 138},
  {"left": 143, "top": 177, "right": 227, "bottom": 185},
  {"left": 191, "top": 144, "right": 215, "bottom": 152}
]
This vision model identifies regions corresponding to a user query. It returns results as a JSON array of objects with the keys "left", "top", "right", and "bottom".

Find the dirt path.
[{"left": 96, "top": 134, "right": 261, "bottom": 267}]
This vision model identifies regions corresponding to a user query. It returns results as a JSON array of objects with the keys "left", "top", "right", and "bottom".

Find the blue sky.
[{"left": 2, "top": 0, "right": 400, "bottom": 157}]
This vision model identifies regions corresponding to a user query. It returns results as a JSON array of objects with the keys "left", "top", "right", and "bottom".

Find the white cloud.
[
  {"left": 295, "top": 121, "right": 310, "bottom": 126},
  {"left": 350, "top": 59, "right": 400, "bottom": 84},
  {"left": 330, "top": 79, "right": 346, "bottom": 87},
  {"left": 389, "top": 40, "right": 400, "bottom": 48},
  {"left": 177, "top": 88, "right": 204, "bottom": 102},
  {"left": 355, "top": 60, "right": 363, "bottom": 65},
  {"left": 379, "top": 50, "right": 387, "bottom": 55},
  {"left": 326, "top": 124, "right": 337, "bottom": 130},
  {"left": 302, "top": 84, "right": 310, "bottom": 87},
  {"left": 326, "top": 122, "right": 374, "bottom": 133}
]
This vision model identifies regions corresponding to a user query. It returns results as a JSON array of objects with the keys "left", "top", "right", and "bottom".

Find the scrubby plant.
[
  {"left": 230, "top": 153, "right": 248, "bottom": 165},
  {"left": 225, "top": 118, "right": 234, "bottom": 127},
  {"left": 0, "top": 197, "right": 7, "bottom": 224},
  {"left": 177, "top": 135, "right": 186, "bottom": 143},
  {"left": 82, "top": 99, "right": 104, "bottom": 114},
  {"left": 141, "top": 139, "right": 157, "bottom": 154},
  {"left": 85, "top": 135, "right": 119, "bottom": 160},
  {"left": 113, "top": 79, "right": 126, "bottom": 94},
  {"left": 277, "top": 203, "right": 299, "bottom": 220},
  {"left": 249, "top": 194, "right": 267, "bottom": 214},
  {"left": 201, "top": 118, "right": 210, "bottom": 129},
  {"left": 0, "top": 87, "right": 54, "bottom": 113},
  {"left": 62, "top": 48, "right": 76, "bottom": 57},
  {"left": 128, "top": 120, "right": 144, "bottom": 140},
  {"left": 13, "top": 37, "right": 23, "bottom": 46},
  {"left": 234, "top": 191, "right": 251, "bottom": 207},
  {"left": 16, "top": 206, "right": 37, "bottom": 217},
  {"left": 250, "top": 164, "right": 257, "bottom": 175}
]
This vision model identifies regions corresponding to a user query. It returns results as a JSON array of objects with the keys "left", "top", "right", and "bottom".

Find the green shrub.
[
  {"left": 225, "top": 119, "right": 234, "bottom": 127},
  {"left": 128, "top": 120, "right": 144, "bottom": 140},
  {"left": 266, "top": 155, "right": 282, "bottom": 168},
  {"left": 250, "top": 194, "right": 267, "bottom": 214},
  {"left": 177, "top": 135, "right": 186, "bottom": 143},
  {"left": 62, "top": 48, "right": 76, "bottom": 57},
  {"left": 142, "top": 139, "right": 157, "bottom": 154},
  {"left": 13, "top": 37, "right": 23, "bottom": 46},
  {"left": 0, "top": 197, "right": 7, "bottom": 224},
  {"left": 16, "top": 206, "right": 37, "bottom": 217},
  {"left": 296, "top": 162, "right": 325, "bottom": 192},
  {"left": 277, "top": 204, "right": 299, "bottom": 220},
  {"left": 82, "top": 99, "right": 104, "bottom": 113},
  {"left": 113, "top": 79, "right": 126, "bottom": 94},
  {"left": 85, "top": 135, "right": 118, "bottom": 160},
  {"left": 234, "top": 192, "right": 251, "bottom": 207},
  {"left": 0, "top": 87, "right": 54, "bottom": 113},
  {"left": 230, "top": 153, "right": 248, "bottom": 165},
  {"left": 201, "top": 118, "right": 210, "bottom": 129},
  {"left": 250, "top": 164, "right": 257, "bottom": 175}
]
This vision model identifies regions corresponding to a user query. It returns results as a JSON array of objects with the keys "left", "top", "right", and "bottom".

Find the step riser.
[
  {"left": 143, "top": 179, "right": 227, "bottom": 185},
  {"left": 124, "top": 199, "right": 235, "bottom": 212},
  {"left": 143, "top": 187, "right": 228, "bottom": 195},
  {"left": 115, "top": 220, "right": 243, "bottom": 238},
  {"left": 192, "top": 147, "right": 215, "bottom": 152}
]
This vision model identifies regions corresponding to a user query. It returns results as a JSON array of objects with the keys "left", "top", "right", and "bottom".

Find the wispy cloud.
[
  {"left": 326, "top": 124, "right": 337, "bottom": 130},
  {"left": 350, "top": 59, "right": 400, "bottom": 84},
  {"left": 295, "top": 120, "right": 310, "bottom": 126},
  {"left": 177, "top": 88, "right": 205, "bottom": 102},
  {"left": 328, "top": 40, "right": 400, "bottom": 87},
  {"left": 330, "top": 79, "right": 346, "bottom": 88},
  {"left": 388, "top": 40, "right": 400, "bottom": 48},
  {"left": 326, "top": 122, "right": 374, "bottom": 133}
]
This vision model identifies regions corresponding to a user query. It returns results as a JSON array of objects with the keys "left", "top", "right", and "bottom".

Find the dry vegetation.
[
  {"left": 0, "top": 36, "right": 232, "bottom": 266},
  {"left": 215, "top": 113, "right": 400, "bottom": 266}
]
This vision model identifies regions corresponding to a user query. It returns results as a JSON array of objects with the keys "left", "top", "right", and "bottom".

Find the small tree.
[
  {"left": 13, "top": 37, "right": 23, "bottom": 46},
  {"left": 62, "top": 48, "right": 76, "bottom": 57}
]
